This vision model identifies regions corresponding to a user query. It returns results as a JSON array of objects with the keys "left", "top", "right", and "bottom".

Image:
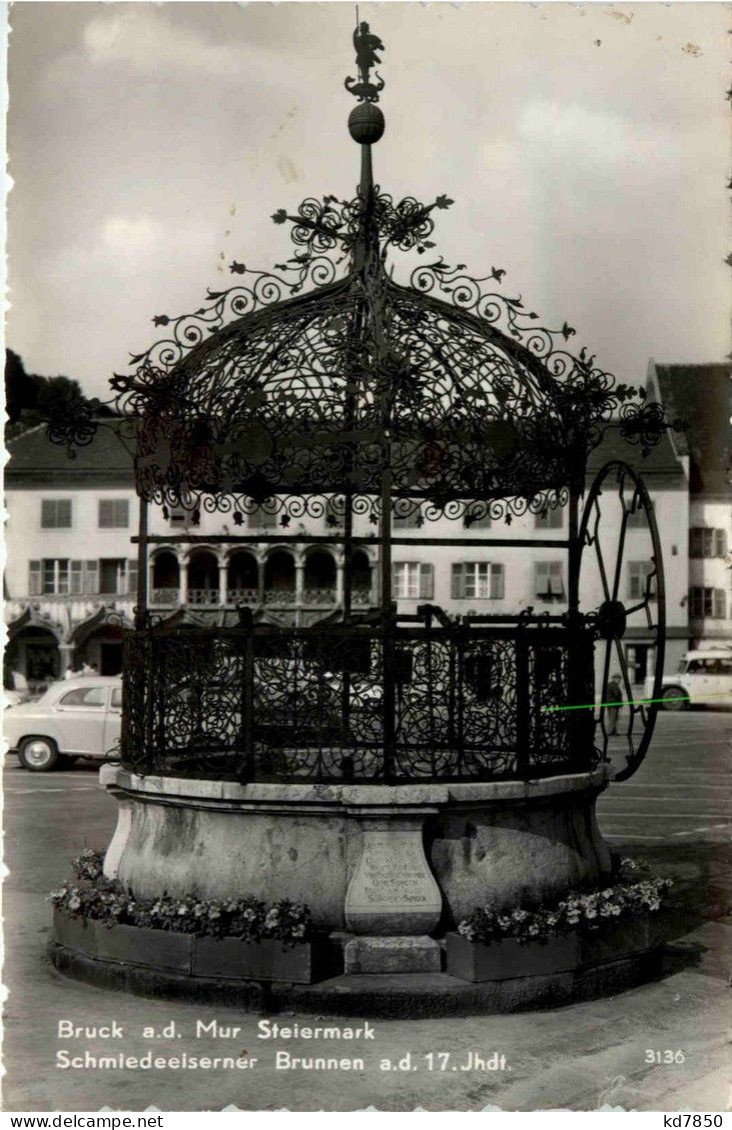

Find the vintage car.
[
  {"left": 3, "top": 676, "right": 122, "bottom": 771},
  {"left": 645, "top": 649, "right": 732, "bottom": 711}
]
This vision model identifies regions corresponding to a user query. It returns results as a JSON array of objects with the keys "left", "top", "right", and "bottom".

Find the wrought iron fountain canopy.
[{"left": 50, "top": 21, "right": 681, "bottom": 785}]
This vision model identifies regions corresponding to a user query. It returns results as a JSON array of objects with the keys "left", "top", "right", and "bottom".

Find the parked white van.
[{"left": 645, "top": 649, "right": 732, "bottom": 711}]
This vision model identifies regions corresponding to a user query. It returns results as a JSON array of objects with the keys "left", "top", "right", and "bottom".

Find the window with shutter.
[
  {"left": 418, "top": 563, "right": 434, "bottom": 600},
  {"left": 490, "top": 563, "right": 505, "bottom": 599},
  {"left": 28, "top": 561, "right": 41, "bottom": 596},
  {"left": 42, "top": 560, "right": 55, "bottom": 594},
  {"left": 715, "top": 530, "right": 727, "bottom": 557},
  {"left": 83, "top": 561, "right": 99, "bottom": 594},
  {"left": 535, "top": 562, "right": 564, "bottom": 600},
  {"left": 535, "top": 562, "right": 550, "bottom": 597},
  {"left": 98, "top": 499, "right": 129, "bottom": 528},
  {"left": 127, "top": 559, "right": 139, "bottom": 595},
  {"left": 39, "top": 559, "right": 70, "bottom": 594},
  {"left": 452, "top": 563, "right": 504, "bottom": 600},
  {"left": 713, "top": 589, "right": 726, "bottom": 619},
  {"left": 689, "top": 528, "right": 703, "bottom": 557},
  {"left": 627, "top": 561, "right": 655, "bottom": 601},
  {"left": 549, "top": 562, "right": 564, "bottom": 596},
  {"left": 57, "top": 560, "right": 69, "bottom": 595},
  {"left": 70, "top": 561, "right": 83, "bottom": 595},
  {"left": 451, "top": 563, "right": 465, "bottom": 599},
  {"left": 393, "top": 562, "right": 422, "bottom": 598},
  {"left": 41, "top": 499, "right": 72, "bottom": 528},
  {"left": 464, "top": 563, "right": 488, "bottom": 598}
]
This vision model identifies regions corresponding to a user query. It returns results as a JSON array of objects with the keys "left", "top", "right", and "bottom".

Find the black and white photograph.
[{"left": 2, "top": 1, "right": 731, "bottom": 1115}]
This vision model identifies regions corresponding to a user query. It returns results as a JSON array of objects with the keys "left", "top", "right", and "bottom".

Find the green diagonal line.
[{"left": 541, "top": 689, "right": 732, "bottom": 714}]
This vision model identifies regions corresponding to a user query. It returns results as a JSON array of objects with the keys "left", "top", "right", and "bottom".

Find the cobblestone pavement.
[{"left": 3, "top": 710, "right": 731, "bottom": 1111}]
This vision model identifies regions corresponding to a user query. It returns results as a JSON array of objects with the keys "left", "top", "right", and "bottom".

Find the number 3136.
[{"left": 645, "top": 1049, "right": 685, "bottom": 1064}]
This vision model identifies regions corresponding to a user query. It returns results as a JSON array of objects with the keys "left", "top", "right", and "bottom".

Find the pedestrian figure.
[{"left": 606, "top": 673, "right": 623, "bottom": 735}]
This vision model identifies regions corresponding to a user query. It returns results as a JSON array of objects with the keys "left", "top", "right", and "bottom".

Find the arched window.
[
  {"left": 303, "top": 550, "right": 336, "bottom": 604},
  {"left": 187, "top": 551, "right": 219, "bottom": 605},
  {"left": 263, "top": 550, "right": 295, "bottom": 606},
  {"left": 227, "top": 552, "right": 259, "bottom": 605}
]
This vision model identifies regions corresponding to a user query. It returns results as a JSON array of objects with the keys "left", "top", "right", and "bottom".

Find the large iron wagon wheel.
[{"left": 577, "top": 460, "right": 666, "bottom": 781}]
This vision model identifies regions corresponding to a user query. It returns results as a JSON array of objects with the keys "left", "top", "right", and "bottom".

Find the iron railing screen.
[{"left": 120, "top": 620, "right": 596, "bottom": 783}]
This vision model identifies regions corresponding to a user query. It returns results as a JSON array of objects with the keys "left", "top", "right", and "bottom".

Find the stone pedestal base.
[
  {"left": 344, "top": 935, "right": 442, "bottom": 974},
  {"left": 344, "top": 815, "right": 442, "bottom": 935}
]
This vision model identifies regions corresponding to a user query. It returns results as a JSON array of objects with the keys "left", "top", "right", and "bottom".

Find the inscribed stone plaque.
[{"left": 345, "top": 825, "right": 442, "bottom": 935}]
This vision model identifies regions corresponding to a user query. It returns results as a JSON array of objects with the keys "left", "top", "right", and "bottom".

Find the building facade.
[
  {"left": 649, "top": 361, "right": 732, "bottom": 651},
  {"left": 5, "top": 401, "right": 690, "bottom": 693}
]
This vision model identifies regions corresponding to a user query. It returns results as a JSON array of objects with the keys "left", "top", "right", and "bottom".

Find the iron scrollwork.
[
  {"left": 120, "top": 614, "right": 597, "bottom": 785},
  {"left": 47, "top": 21, "right": 679, "bottom": 793}
]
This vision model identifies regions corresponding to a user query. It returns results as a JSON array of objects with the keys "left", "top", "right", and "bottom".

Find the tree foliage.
[{"left": 5, "top": 350, "right": 112, "bottom": 439}]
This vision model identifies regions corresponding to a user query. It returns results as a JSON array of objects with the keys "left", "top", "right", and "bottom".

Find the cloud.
[
  {"left": 520, "top": 100, "right": 631, "bottom": 165},
  {"left": 101, "top": 215, "right": 163, "bottom": 262},
  {"left": 518, "top": 97, "right": 684, "bottom": 183},
  {"left": 82, "top": 6, "right": 245, "bottom": 77}
]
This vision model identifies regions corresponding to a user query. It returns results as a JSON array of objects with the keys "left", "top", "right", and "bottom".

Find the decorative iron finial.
[
  {"left": 345, "top": 20, "right": 385, "bottom": 103},
  {"left": 346, "top": 19, "right": 386, "bottom": 149}
]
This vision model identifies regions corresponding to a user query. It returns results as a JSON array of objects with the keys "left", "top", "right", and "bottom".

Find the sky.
[{"left": 5, "top": 1, "right": 731, "bottom": 402}]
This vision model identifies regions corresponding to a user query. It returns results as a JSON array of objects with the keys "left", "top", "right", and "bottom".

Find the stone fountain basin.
[{"left": 100, "top": 763, "right": 612, "bottom": 936}]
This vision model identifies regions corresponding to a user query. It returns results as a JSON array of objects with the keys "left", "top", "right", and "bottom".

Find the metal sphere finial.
[{"left": 348, "top": 102, "right": 385, "bottom": 145}]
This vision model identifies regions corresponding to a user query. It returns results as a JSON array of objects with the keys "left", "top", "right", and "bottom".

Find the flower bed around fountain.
[
  {"left": 49, "top": 851, "right": 673, "bottom": 999},
  {"left": 49, "top": 850, "right": 328, "bottom": 984},
  {"left": 446, "top": 858, "right": 671, "bottom": 982}
]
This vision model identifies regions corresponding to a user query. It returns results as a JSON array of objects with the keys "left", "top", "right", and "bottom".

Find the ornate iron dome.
[{"left": 48, "top": 20, "right": 681, "bottom": 528}]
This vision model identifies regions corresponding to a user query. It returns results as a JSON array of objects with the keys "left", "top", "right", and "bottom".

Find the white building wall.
[{"left": 4, "top": 486, "right": 139, "bottom": 600}]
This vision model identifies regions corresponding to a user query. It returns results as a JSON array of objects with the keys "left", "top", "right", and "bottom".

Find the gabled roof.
[
  {"left": 650, "top": 362, "right": 732, "bottom": 498},
  {"left": 5, "top": 419, "right": 135, "bottom": 487},
  {"left": 587, "top": 421, "right": 687, "bottom": 489}
]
